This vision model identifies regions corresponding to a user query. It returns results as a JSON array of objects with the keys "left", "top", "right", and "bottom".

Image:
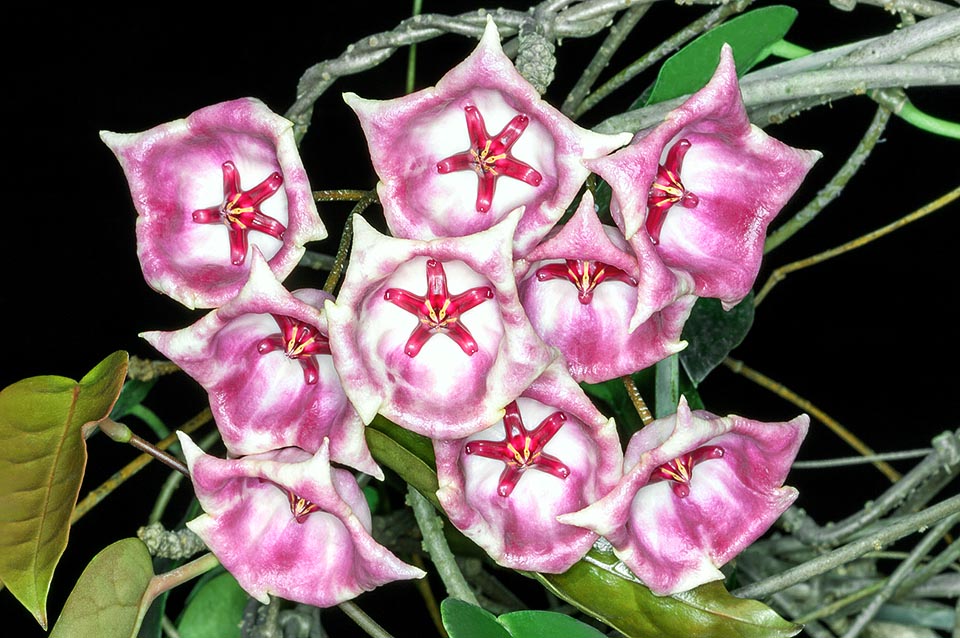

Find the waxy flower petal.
[
  {"left": 344, "top": 18, "right": 631, "bottom": 256},
  {"left": 588, "top": 45, "right": 820, "bottom": 319},
  {"left": 559, "top": 397, "right": 808, "bottom": 595},
  {"left": 178, "top": 434, "right": 424, "bottom": 607},
  {"left": 143, "top": 250, "right": 380, "bottom": 478},
  {"left": 325, "top": 210, "right": 555, "bottom": 439},
  {"left": 101, "top": 98, "right": 328, "bottom": 309},
  {"left": 516, "top": 192, "right": 694, "bottom": 382},
  {"left": 435, "top": 361, "right": 623, "bottom": 573}
]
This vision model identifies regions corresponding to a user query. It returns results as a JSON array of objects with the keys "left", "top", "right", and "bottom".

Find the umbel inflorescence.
[{"left": 102, "top": 18, "right": 817, "bottom": 607}]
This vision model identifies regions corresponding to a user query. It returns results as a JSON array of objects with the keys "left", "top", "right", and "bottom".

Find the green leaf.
[
  {"left": 679, "top": 295, "right": 754, "bottom": 386},
  {"left": 49, "top": 538, "right": 155, "bottom": 638},
  {"left": 110, "top": 378, "right": 157, "bottom": 420},
  {"left": 177, "top": 571, "right": 248, "bottom": 638},
  {"left": 0, "top": 351, "right": 129, "bottom": 628},
  {"left": 645, "top": 6, "right": 798, "bottom": 106},
  {"left": 366, "top": 415, "right": 439, "bottom": 506},
  {"left": 441, "top": 598, "right": 512, "bottom": 638},
  {"left": 537, "top": 548, "right": 800, "bottom": 638},
  {"left": 498, "top": 610, "right": 607, "bottom": 638}
]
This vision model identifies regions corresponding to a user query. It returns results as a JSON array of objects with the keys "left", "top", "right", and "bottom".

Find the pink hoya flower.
[
  {"left": 325, "top": 210, "right": 554, "bottom": 439},
  {"left": 516, "top": 191, "right": 695, "bottom": 383},
  {"left": 142, "top": 250, "right": 380, "bottom": 478},
  {"left": 434, "top": 360, "right": 622, "bottom": 573},
  {"left": 101, "top": 98, "right": 328, "bottom": 309},
  {"left": 177, "top": 433, "right": 425, "bottom": 607},
  {"left": 558, "top": 397, "right": 808, "bottom": 595},
  {"left": 588, "top": 45, "right": 820, "bottom": 322},
  {"left": 344, "top": 17, "right": 632, "bottom": 256}
]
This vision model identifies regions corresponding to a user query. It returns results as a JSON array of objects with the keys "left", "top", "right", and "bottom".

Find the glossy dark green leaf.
[
  {"left": 645, "top": 6, "right": 798, "bottom": 106},
  {"left": 177, "top": 571, "right": 248, "bottom": 638},
  {"left": 680, "top": 294, "right": 754, "bottom": 386},
  {"left": 0, "top": 351, "right": 129, "bottom": 628},
  {"left": 366, "top": 416, "right": 439, "bottom": 506},
  {"left": 498, "top": 610, "right": 607, "bottom": 638},
  {"left": 441, "top": 598, "right": 512, "bottom": 638},
  {"left": 137, "top": 590, "right": 169, "bottom": 638},
  {"left": 537, "top": 548, "right": 800, "bottom": 638},
  {"left": 49, "top": 538, "right": 155, "bottom": 638}
]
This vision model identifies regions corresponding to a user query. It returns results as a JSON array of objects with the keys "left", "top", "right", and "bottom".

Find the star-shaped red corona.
[
  {"left": 192, "top": 160, "right": 287, "bottom": 266},
  {"left": 384, "top": 258, "right": 494, "bottom": 357},
  {"left": 437, "top": 106, "right": 543, "bottom": 213},
  {"left": 464, "top": 400, "right": 570, "bottom": 497}
]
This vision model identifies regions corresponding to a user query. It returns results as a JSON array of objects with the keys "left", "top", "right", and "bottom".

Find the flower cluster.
[{"left": 103, "top": 17, "right": 818, "bottom": 607}]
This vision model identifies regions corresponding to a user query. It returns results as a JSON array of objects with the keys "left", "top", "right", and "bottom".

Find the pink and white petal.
[
  {"left": 435, "top": 361, "right": 622, "bottom": 572},
  {"left": 102, "top": 98, "right": 327, "bottom": 309},
  {"left": 345, "top": 18, "right": 630, "bottom": 256},
  {"left": 327, "top": 210, "right": 555, "bottom": 439},
  {"left": 179, "top": 434, "right": 424, "bottom": 607}
]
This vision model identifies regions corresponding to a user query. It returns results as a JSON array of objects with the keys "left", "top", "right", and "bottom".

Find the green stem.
[
  {"left": 339, "top": 601, "right": 395, "bottom": 638},
  {"left": 147, "top": 553, "right": 220, "bottom": 600},
  {"left": 407, "top": 485, "right": 479, "bottom": 605},
  {"left": 149, "top": 429, "right": 221, "bottom": 524},
  {"left": 654, "top": 354, "right": 679, "bottom": 419},
  {"left": 897, "top": 98, "right": 960, "bottom": 138},
  {"left": 406, "top": 0, "right": 422, "bottom": 94},
  {"left": 129, "top": 403, "right": 171, "bottom": 441},
  {"left": 767, "top": 39, "right": 813, "bottom": 60}
]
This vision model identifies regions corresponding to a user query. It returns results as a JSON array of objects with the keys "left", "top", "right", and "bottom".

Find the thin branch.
[
  {"left": 287, "top": 0, "right": 653, "bottom": 141},
  {"left": 323, "top": 191, "right": 378, "bottom": 294},
  {"left": 595, "top": 62, "right": 960, "bottom": 133},
  {"left": 765, "top": 105, "right": 891, "bottom": 253},
  {"left": 755, "top": 186, "right": 960, "bottom": 305},
  {"left": 622, "top": 375, "right": 654, "bottom": 425},
  {"left": 560, "top": 3, "right": 651, "bottom": 116},
  {"left": 778, "top": 429, "right": 959, "bottom": 547},
  {"left": 722, "top": 357, "right": 901, "bottom": 482},
  {"left": 339, "top": 601, "right": 395, "bottom": 638},
  {"left": 407, "top": 485, "right": 480, "bottom": 605},
  {"left": 71, "top": 408, "right": 212, "bottom": 524},
  {"left": 840, "top": 512, "right": 960, "bottom": 638},
  {"left": 574, "top": 0, "right": 751, "bottom": 120},
  {"left": 792, "top": 448, "right": 933, "bottom": 469},
  {"left": 731, "top": 493, "right": 960, "bottom": 600}
]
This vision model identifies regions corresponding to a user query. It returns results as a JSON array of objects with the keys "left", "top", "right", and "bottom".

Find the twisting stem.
[
  {"left": 839, "top": 512, "right": 960, "bottom": 638},
  {"left": 780, "top": 430, "right": 959, "bottom": 547},
  {"left": 71, "top": 409, "right": 212, "bottom": 524},
  {"left": 323, "top": 191, "right": 378, "bottom": 294},
  {"left": 407, "top": 485, "right": 480, "bottom": 605},
  {"left": 791, "top": 448, "right": 932, "bottom": 469},
  {"left": 339, "top": 601, "right": 395, "bottom": 638},
  {"left": 765, "top": 105, "right": 891, "bottom": 253},
  {"left": 722, "top": 358, "right": 901, "bottom": 482},
  {"left": 561, "top": 3, "right": 651, "bottom": 117},
  {"left": 575, "top": 0, "right": 751, "bottom": 119},
  {"left": 731, "top": 494, "right": 960, "bottom": 600},
  {"left": 622, "top": 375, "right": 653, "bottom": 425},
  {"left": 756, "top": 186, "right": 960, "bottom": 305}
]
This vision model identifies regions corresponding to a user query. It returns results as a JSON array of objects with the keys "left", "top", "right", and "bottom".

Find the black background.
[{"left": 4, "top": 2, "right": 958, "bottom": 636}]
